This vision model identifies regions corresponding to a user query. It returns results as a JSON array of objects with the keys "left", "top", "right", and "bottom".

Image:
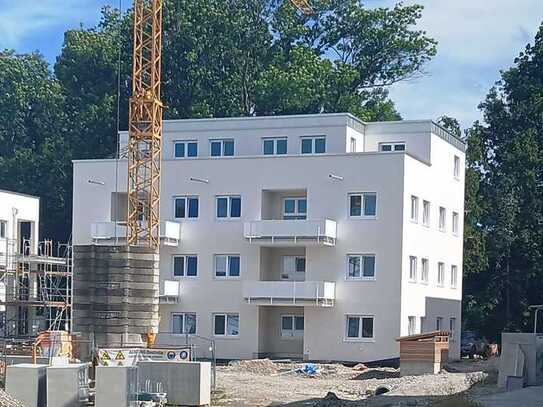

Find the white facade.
[{"left": 72, "top": 113, "right": 465, "bottom": 362}]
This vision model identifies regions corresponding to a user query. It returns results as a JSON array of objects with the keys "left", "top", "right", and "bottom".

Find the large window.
[
  {"left": 216, "top": 196, "right": 241, "bottom": 219},
  {"left": 346, "top": 315, "right": 374, "bottom": 340},
  {"left": 379, "top": 142, "right": 405, "bottom": 152},
  {"left": 214, "top": 255, "right": 240, "bottom": 278},
  {"left": 283, "top": 198, "right": 307, "bottom": 220},
  {"left": 408, "top": 316, "right": 416, "bottom": 336},
  {"left": 411, "top": 196, "right": 419, "bottom": 222},
  {"left": 174, "top": 196, "right": 199, "bottom": 219},
  {"left": 173, "top": 255, "right": 198, "bottom": 277},
  {"left": 438, "top": 262, "right": 445, "bottom": 286},
  {"left": 213, "top": 313, "right": 239, "bottom": 337},
  {"left": 174, "top": 141, "right": 198, "bottom": 158},
  {"left": 409, "top": 256, "right": 417, "bottom": 282},
  {"left": 421, "top": 258, "right": 429, "bottom": 283},
  {"left": 436, "top": 316, "right": 443, "bottom": 331},
  {"left": 0, "top": 220, "right": 6, "bottom": 238},
  {"left": 452, "top": 212, "right": 459, "bottom": 235},
  {"left": 439, "top": 207, "right": 447, "bottom": 231},
  {"left": 281, "top": 315, "right": 304, "bottom": 337},
  {"left": 172, "top": 313, "right": 196, "bottom": 335},
  {"left": 263, "top": 138, "right": 287, "bottom": 155},
  {"left": 347, "top": 255, "right": 376, "bottom": 280},
  {"left": 451, "top": 265, "right": 458, "bottom": 288},
  {"left": 349, "top": 193, "right": 377, "bottom": 217},
  {"left": 210, "top": 139, "right": 235, "bottom": 157},
  {"left": 301, "top": 136, "right": 326, "bottom": 154},
  {"left": 454, "top": 155, "right": 461, "bottom": 178},
  {"left": 422, "top": 200, "right": 431, "bottom": 226}
]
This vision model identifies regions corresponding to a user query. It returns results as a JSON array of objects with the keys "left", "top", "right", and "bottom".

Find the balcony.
[
  {"left": 243, "top": 281, "right": 335, "bottom": 307},
  {"left": 91, "top": 221, "right": 181, "bottom": 246},
  {"left": 243, "top": 219, "right": 337, "bottom": 246},
  {"left": 159, "top": 280, "right": 181, "bottom": 304}
]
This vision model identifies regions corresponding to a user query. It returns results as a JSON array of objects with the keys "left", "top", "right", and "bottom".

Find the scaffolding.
[{"left": 0, "top": 238, "right": 72, "bottom": 339}]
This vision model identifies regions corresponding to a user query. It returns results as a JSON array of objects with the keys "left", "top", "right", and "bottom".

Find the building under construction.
[{"left": 0, "top": 190, "right": 72, "bottom": 339}]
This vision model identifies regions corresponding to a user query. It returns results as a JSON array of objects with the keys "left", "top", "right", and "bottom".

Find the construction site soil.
[{"left": 213, "top": 358, "right": 499, "bottom": 406}]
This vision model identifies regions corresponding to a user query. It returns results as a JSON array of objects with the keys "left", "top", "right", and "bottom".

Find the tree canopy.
[{"left": 0, "top": 0, "right": 437, "bottom": 242}]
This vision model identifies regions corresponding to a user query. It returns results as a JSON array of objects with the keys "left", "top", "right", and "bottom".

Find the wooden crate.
[{"left": 396, "top": 331, "right": 450, "bottom": 375}]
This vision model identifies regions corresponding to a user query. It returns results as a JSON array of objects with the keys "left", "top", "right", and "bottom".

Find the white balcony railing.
[
  {"left": 243, "top": 219, "right": 336, "bottom": 246},
  {"left": 159, "top": 280, "right": 181, "bottom": 304},
  {"left": 243, "top": 281, "right": 335, "bottom": 307},
  {"left": 91, "top": 221, "right": 181, "bottom": 246}
]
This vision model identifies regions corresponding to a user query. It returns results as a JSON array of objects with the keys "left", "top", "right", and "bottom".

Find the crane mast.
[{"left": 127, "top": 0, "right": 163, "bottom": 249}]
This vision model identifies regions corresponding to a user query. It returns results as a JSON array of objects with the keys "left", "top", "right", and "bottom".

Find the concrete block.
[
  {"left": 138, "top": 361, "right": 211, "bottom": 406},
  {"left": 95, "top": 366, "right": 138, "bottom": 407},
  {"left": 47, "top": 364, "right": 89, "bottom": 407},
  {"left": 499, "top": 333, "right": 543, "bottom": 387},
  {"left": 6, "top": 363, "right": 47, "bottom": 407}
]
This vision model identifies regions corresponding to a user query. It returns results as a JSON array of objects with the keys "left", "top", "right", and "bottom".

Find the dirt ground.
[{"left": 212, "top": 358, "right": 500, "bottom": 406}]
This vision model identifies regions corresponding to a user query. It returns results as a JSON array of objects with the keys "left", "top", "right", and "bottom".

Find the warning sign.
[{"left": 97, "top": 347, "right": 192, "bottom": 367}]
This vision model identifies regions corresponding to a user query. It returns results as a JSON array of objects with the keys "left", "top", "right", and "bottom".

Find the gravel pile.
[
  {"left": 0, "top": 389, "right": 25, "bottom": 407},
  {"left": 228, "top": 359, "right": 281, "bottom": 375}
]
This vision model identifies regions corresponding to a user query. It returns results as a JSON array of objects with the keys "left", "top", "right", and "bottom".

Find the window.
[
  {"left": 410, "top": 196, "right": 419, "bottom": 222},
  {"left": 214, "top": 255, "right": 240, "bottom": 278},
  {"left": 421, "top": 258, "right": 429, "bottom": 283},
  {"left": 174, "top": 141, "right": 198, "bottom": 158},
  {"left": 173, "top": 255, "right": 198, "bottom": 277},
  {"left": 0, "top": 221, "right": 6, "bottom": 238},
  {"left": 263, "top": 138, "right": 287, "bottom": 155},
  {"left": 439, "top": 207, "right": 447, "bottom": 231},
  {"left": 349, "top": 193, "right": 377, "bottom": 217},
  {"left": 301, "top": 136, "right": 326, "bottom": 154},
  {"left": 451, "top": 265, "right": 458, "bottom": 288},
  {"left": 379, "top": 142, "right": 405, "bottom": 152},
  {"left": 283, "top": 198, "right": 307, "bottom": 220},
  {"left": 350, "top": 137, "right": 357, "bottom": 152},
  {"left": 216, "top": 196, "right": 241, "bottom": 219},
  {"left": 452, "top": 212, "right": 459, "bottom": 235},
  {"left": 409, "top": 256, "right": 417, "bottom": 282},
  {"left": 436, "top": 317, "right": 443, "bottom": 331},
  {"left": 438, "top": 262, "right": 445, "bottom": 286},
  {"left": 346, "top": 315, "right": 374, "bottom": 340},
  {"left": 454, "top": 155, "right": 460, "bottom": 178},
  {"left": 174, "top": 196, "right": 199, "bottom": 219},
  {"left": 408, "top": 316, "right": 416, "bottom": 336},
  {"left": 213, "top": 313, "right": 239, "bottom": 337},
  {"left": 281, "top": 315, "right": 304, "bottom": 337},
  {"left": 422, "top": 201, "right": 430, "bottom": 226},
  {"left": 210, "top": 139, "right": 235, "bottom": 157},
  {"left": 347, "top": 255, "right": 376, "bottom": 280},
  {"left": 172, "top": 313, "right": 196, "bottom": 334},
  {"left": 449, "top": 317, "right": 456, "bottom": 339},
  {"left": 420, "top": 317, "right": 426, "bottom": 334}
]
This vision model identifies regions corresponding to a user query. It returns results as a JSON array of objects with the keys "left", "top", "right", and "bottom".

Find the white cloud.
[
  {"left": 0, "top": 0, "right": 105, "bottom": 49},
  {"left": 368, "top": 0, "right": 543, "bottom": 128}
]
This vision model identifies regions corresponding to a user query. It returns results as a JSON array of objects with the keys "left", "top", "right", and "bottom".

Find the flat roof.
[{"left": 0, "top": 189, "right": 40, "bottom": 200}]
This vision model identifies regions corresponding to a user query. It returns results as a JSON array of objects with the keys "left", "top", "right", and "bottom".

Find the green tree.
[
  {"left": 0, "top": 51, "right": 69, "bottom": 241},
  {"left": 463, "top": 24, "right": 543, "bottom": 339}
]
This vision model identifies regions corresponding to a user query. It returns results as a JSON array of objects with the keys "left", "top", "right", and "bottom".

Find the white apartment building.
[{"left": 72, "top": 113, "right": 465, "bottom": 362}]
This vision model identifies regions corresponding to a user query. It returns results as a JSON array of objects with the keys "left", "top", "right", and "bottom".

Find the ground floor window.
[
  {"left": 436, "top": 316, "right": 443, "bottom": 331},
  {"left": 408, "top": 316, "right": 416, "bottom": 336},
  {"left": 281, "top": 315, "right": 304, "bottom": 337},
  {"left": 346, "top": 315, "right": 374, "bottom": 340},
  {"left": 172, "top": 313, "right": 196, "bottom": 335},
  {"left": 213, "top": 313, "right": 239, "bottom": 337}
]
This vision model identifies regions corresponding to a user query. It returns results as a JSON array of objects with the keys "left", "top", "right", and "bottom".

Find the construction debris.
[{"left": 0, "top": 388, "right": 25, "bottom": 407}]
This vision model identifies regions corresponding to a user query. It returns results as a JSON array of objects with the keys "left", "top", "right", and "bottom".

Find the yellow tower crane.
[{"left": 126, "top": 0, "right": 313, "bottom": 249}]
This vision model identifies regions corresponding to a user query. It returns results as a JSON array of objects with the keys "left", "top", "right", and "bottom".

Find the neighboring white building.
[{"left": 72, "top": 113, "right": 465, "bottom": 362}]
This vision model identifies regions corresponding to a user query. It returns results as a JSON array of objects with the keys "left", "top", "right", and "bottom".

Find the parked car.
[{"left": 461, "top": 330, "right": 489, "bottom": 358}]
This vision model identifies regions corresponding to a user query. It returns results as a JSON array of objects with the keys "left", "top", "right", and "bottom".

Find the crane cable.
[{"left": 114, "top": 0, "right": 123, "bottom": 243}]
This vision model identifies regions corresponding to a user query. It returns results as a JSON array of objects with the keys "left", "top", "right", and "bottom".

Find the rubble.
[{"left": 0, "top": 389, "right": 25, "bottom": 407}]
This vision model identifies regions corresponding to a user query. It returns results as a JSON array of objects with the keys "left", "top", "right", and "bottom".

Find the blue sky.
[{"left": 0, "top": 0, "right": 542, "bottom": 128}]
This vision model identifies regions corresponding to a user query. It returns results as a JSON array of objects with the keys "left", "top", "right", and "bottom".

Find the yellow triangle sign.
[
  {"left": 101, "top": 351, "right": 111, "bottom": 361},
  {"left": 115, "top": 351, "right": 125, "bottom": 361}
]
